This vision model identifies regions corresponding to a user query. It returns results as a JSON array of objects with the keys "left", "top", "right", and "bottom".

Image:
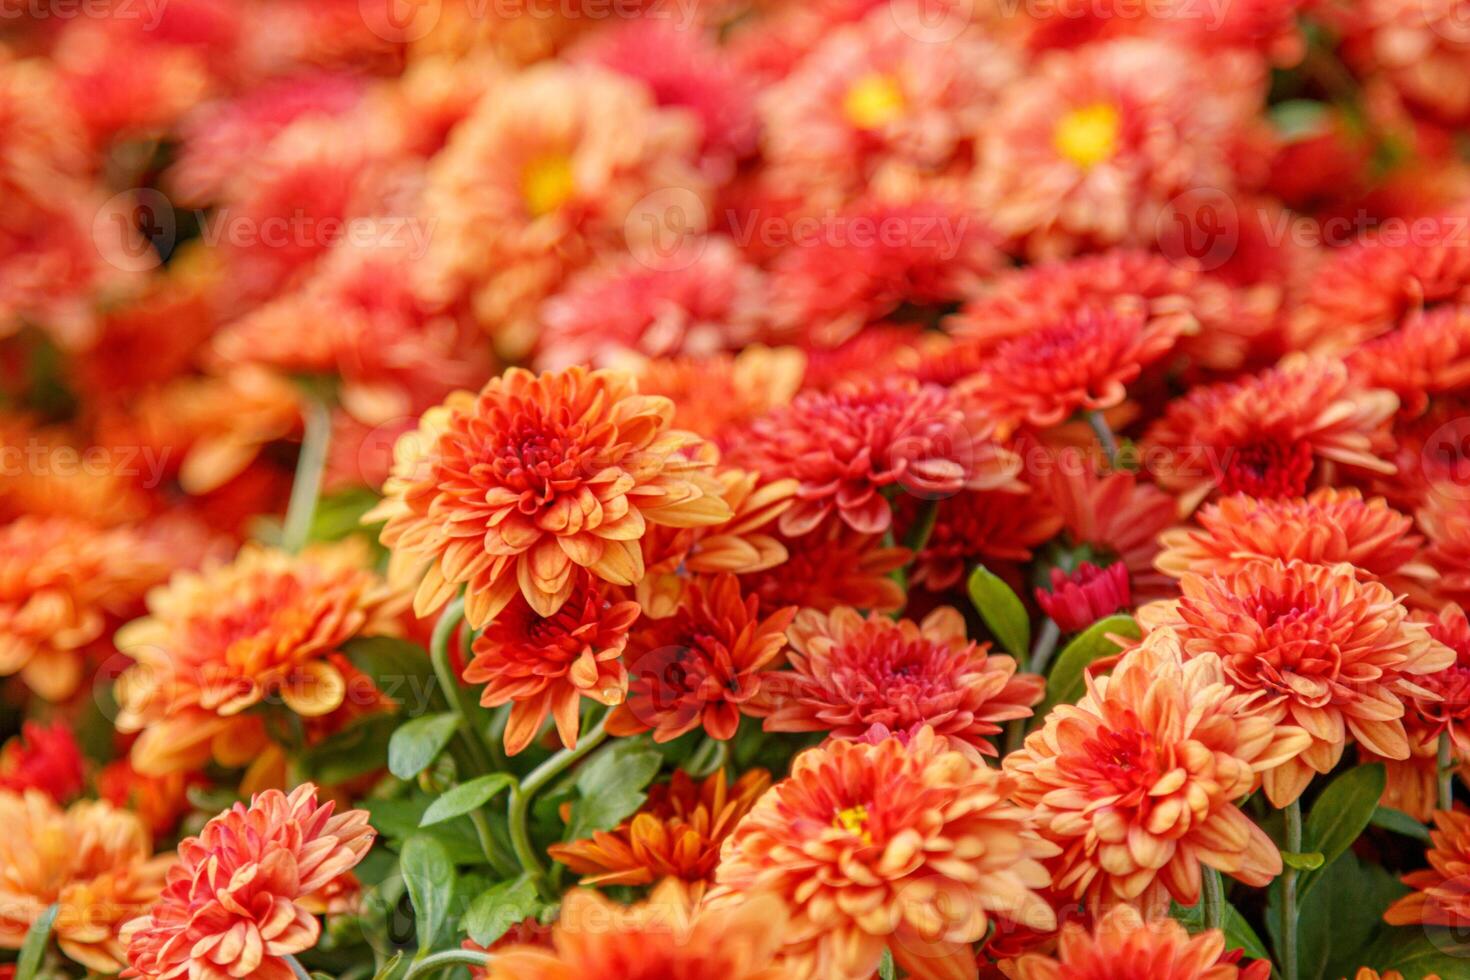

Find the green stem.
[
  {"left": 431, "top": 597, "right": 493, "bottom": 773},
  {"left": 508, "top": 714, "right": 610, "bottom": 901},
  {"left": 1202, "top": 866, "right": 1225, "bottom": 932},
  {"left": 402, "top": 949, "right": 491, "bottom": 978},
  {"left": 686, "top": 737, "right": 728, "bottom": 778},
  {"left": 469, "top": 807, "right": 519, "bottom": 879},
  {"left": 284, "top": 954, "right": 313, "bottom": 980},
  {"left": 1439, "top": 731, "right": 1455, "bottom": 812},
  {"left": 1028, "top": 618, "right": 1061, "bottom": 675},
  {"left": 1281, "top": 799, "right": 1302, "bottom": 980},
  {"left": 1086, "top": 410, "right": 1118, "bottom": 466},
  {"left": 904, "top": 497, "right": 940, "bottom": 555},
  {"left": 281, "top": 395, "right": 332, "bottom": 553}
]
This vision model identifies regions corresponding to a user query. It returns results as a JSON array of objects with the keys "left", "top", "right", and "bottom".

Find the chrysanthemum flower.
[
  {"left": 421, "top": 63, "right": 707, "bottom": 351},
  {"left": 1004, "top": 628, "right": 1308, "bottom": 913},
  {"left": 1384, "top": 807, "right": 1470, "bottom": 930},
  {"left": 633, "top": 346, "right": 805, "bottom": 446},
  {"left": 713, "top": 726, "right": 1058, "bottom": 980},
  {"left": 1142, "top": 355, "right": 1398, "bottom": 504},
  {"left": 369, "top": 366, "right": 731, "bottom": 626},
  {"left": 537, "top": 238, "right": 767, "bottom": 370},
  {"left": 549, "top": 768, "right": 770, "bottom": 890},
  {"left": 1035, "top": 561, "right": 1131, "bottom": 633},
  {"left": 1290, "top": 210, "right": 1470, "bottom": 353},
  {"left": 1011, "top": 904, "right": 1272, "bottom": 980},
  {"left": 1339, "top": 0, "right": 1470, "bottom": 126},
  {"left": 98, "top": 760, "right": 201, "bottom": 840},
  {"left": 758, "top": 5, "right": 1019, "bottom": 200},
  {"left": 606, "top": 574, "right": 794, "bottom": 743},
  {"left": 0, "top": 516, "right": 177, "bottom": 700},
  {"left": 1347, "top": 305, "right": 1470, "bottom": 417},
  {"left": 0, "top": 721, "right": 85, "bottom": 804},
  {"left": 894, "top": 485, "right": 1063, "bottom": 591},
  {"left": 484, "top": 880, "right": 787, "bottom": 980},
  {"left": 1418, "top": 481, "right": 1470, "bottom": 605},
  {"left": 949, "top": 249, "right": 1276, "bottom": 374},
  {"left": 1155, "top": 488, "right": 1425, "bottom": 582},
  {"left": 114, "top": 539, "right": 408, "bottom": 776},
  {"left": 754, "top": 606, "right": 1042, "bottom": 760},
  {"left": 122, "top": 784, "right": 374, "bottom": 980},
  {"left": 1137, "top": 559, "right": 1455, "bottom": 806},
  {"left": 0, "top": 791, "right": 171, "bottom": 974},
  {"left": 731, "top": 377, "right": 1018, "bottom": 536},
  {"left": 956, "top": 306, "right": 1184, "bottom": 430},
  {"left": 973, "top": 38, "right": 1268, "bottom": 258},
  {"left": 743, "top": 523, "right": 910, "bottom": 615},
  {"left": 465, "top": 574, "right": 640, "bottom": 756}
]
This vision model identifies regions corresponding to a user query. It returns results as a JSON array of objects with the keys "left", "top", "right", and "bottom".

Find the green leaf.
[
  {"left": 1172, "top": 898, "right": 1269, "bottom": 963},
  {"left": 1270, "top": 99, "right": 1331, "bottom": 141},
  {"left": 1370, "top": 806, "right": 1433, "bottom": 843},
  {"left": 1300, "top": 763, "right": 1386, "bottom": 901},
  {"left": 1282, "top": 850, "right": 1325, "bottom": 871},
  {"left": 400, "top": 834, "right": 456, "bottom": 952},
  {"left": 16, "top": 903, "right": 57, "bottom": 980},
  {"left": 297, "top": 714, "right": 399, "bottom": 785},
  {"left": 878, "top": 948, "right": 896, "bottom": 980},
  {"left": 464, "top": 875, "right": 543, "bottom": 947},
  {"left": 421, "top": 774, "right": 517, "bottom": 827},
  {"left": 388, "top": 712, "right": 460, "bottom": 780},
  {"left": 371, "top": 952, "right": 404, "bottom": 980},
  {"left": 344, "top": 636, "right": 436, "bottom": 712},
  {"left": 1041, "top": 614, "right": 1141, "bottom": 713},
  {"left": 967, "top": 565, "right": 1030, "bottom": 657},
  {"left": 1268, "top": 850, "right": 1408, "bottom": 980},
  {"left": 563, "top": 741, "right": 664, "bottom": 841},
  {"left": 1366, "top": 926, "right": 1470, "bottom": 977}
]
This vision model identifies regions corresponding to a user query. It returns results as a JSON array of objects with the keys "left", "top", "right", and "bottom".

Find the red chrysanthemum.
[
  {"left": 753, "top": 606, "right": 1043, "bottom": 760},
  {"left": 122, "top": 784, "right": 374, "bottom": 980},
  {"left": 731, "top": 377, "right": 1017, "bottom": 536},
  {"left": 743, "top": 523, "right": 910, "bottom": 615},
  {"left": 1347, "top": 305, "right": 1470, "bottom": 417},
  {"left": 0, "top": 721, "right": 85, "bottom": 804},
  {"left": 1142, "top": 354, "right": 1399, "bottom": 504},
  {"left": 1138, "top": 558, "right": 1456, "bottom": 806},
  {"left": 369, "top": 366, "right": 732, "bottom": 626},
  {"left": 894, "top": 485, "right": 1064, "bottom": 591},
  {"left": 464, "top": 574, "right": 640, "bottom": 756},
  {"left": 606, "top": 574, "right": 794, "bottom": 742},
  {"left": 1035, "top": 561, "right": 1130, "bottom": 633}
]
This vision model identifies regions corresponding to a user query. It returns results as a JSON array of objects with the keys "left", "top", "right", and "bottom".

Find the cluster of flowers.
[{"left": 7, "top": 0, "right": 1470, "bottom": 979}]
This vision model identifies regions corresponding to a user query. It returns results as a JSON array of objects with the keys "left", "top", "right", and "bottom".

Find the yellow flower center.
[
  {"left": 1053, "top": 103, "right": 1121, "bottom": 169},
  {"left": 834, "top": 804, "right": 873, "bottom": 844},
  {"left": 843, "top": 74, "right": 905, "bottom": 131},
  {"left": 522, "top": 154, "right": 576, "bottom": 217}
]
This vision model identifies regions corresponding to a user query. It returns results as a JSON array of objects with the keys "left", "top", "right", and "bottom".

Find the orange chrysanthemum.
[
  {"left": 549, "top": 767, "right": 770, "bottom": 890},
  {"left": 712, "top": 726, "right": 1058, "bottom": 980},
  {"left": 743, "top": 523, "right": 910, "bottom": 615},
  {"left": 956, "top": 306, "right": 1183, "bottom": 430},
  {"left": 1155, "top": 488, "right": 1425, "bottom": 582},
  {"left": 0, "top": 791, "right": 171, "bottom": 974},
  {"left": 97, "top": 759, "right": 201, "bottom": 840},
  {"left": 1384, "top": 807, "right": 1470, "bottom": 930},
  {"left": 465, "top": 574, "right": 640, "bottom": 756},
  {"left": 114, "top": 540, "right": 407, "bottom": 777},
  {"left": 369, "top": 366, "right": 732, "bottom": 627},
  {"left": 1138, "top": 559, "right": 1455, "bottom": 806},
  {"left": 1005, "top": 629, "right": 1307, "bottom": 914},
  {"left": 485, "top": 880, "right": 788, "bottom": 980},
  {"left": 122, "top": 784, "right": 375, "bottom": 980},
  {"left": 0, "top": 515, "right": 177, "bottom": 701},
  {"left": 1011, "top": 905, "right": 1272, "bottom": 980},
  {"left": 1142, "top": 354, "right": 1398, "bottom": 504},
  {"left": 633, "top": 346, "right": 805, "bottom": 446},
  {"left": 753, "top": 606, "right": 1043, "bottom": 760},
  {"left": 606, "top": 574, "right": 794, "bottom": 742},
  {"left": 1417, "top": 481, "right": 1470, "bottom": 606},
  {"left": 732, "top": 377, "right": 1018, "bottom": 536},
  {"left": 1347, "top": 305, "right": 1470, "bottom": 417}
]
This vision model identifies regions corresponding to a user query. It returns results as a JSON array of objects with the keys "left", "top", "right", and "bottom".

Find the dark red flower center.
[{"left": 1215, "top": 439, "right": 1313, "bottom": 498}]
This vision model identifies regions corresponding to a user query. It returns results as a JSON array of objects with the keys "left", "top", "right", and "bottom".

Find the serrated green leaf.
[
  {"left": 388, "top": 712, "right": 460, "bottom": 780},
  {"left": 16, "top": 903, "right": 56, "bottom": 980},
  {"left": 421, "top": 774, "right": 517, "bottom": 827},
  {"left": 465, "top": 875, "right": 542, "bottom": 947},
  {"left": 1300, "top": 763, "right": 1385, "bottom": 901},
  {"left": 1370, "top": 806, "right": 1433, "bottom": 843},
  {"left": 563, "top": 741, "right": 663, "bottom": 841},
  {"left": 967, "top": 565, "right": 1030, "bottom": 657},
  {"left": 1041, "top": 614, "right": 1140, "bottom": 713},
  {"left": 1282, "top": 850, "right": 1325, "bottom": 871},
  {"left": 400, "top": 834, "right": 455, "bottom": 953}
]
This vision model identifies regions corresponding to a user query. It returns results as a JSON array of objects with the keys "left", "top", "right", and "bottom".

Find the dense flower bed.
[{"left": 3, "top": 2, "right": 1470, "bottom": 979}]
